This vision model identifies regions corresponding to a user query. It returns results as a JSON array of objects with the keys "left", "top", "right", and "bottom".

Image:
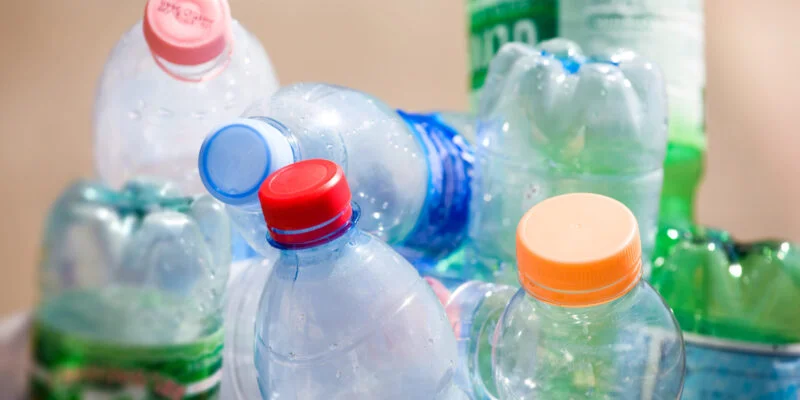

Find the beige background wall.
[{"left": 0, "top": 0, "right": 797, "bottom": 316}]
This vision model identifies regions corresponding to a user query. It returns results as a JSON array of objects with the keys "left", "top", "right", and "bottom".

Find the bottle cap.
[
  {"left": 258, "top": 159, "right": 353, "bottom": 245},
  {"left": 143, "top": 0, "right": 232, "bottom": 66},
  {"left": 516, "top": 193, "right": 642, "bottom": 307},
  {"left": 198, "top": 118, "right": 293, "bottom": 206}
]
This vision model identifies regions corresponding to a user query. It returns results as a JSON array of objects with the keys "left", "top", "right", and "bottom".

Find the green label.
[
  {"left": 31, "top": 322, "right": 224, "bottom": 400},
  {"left": 468, "top": 0, "right": 558, "bottom": 94}
]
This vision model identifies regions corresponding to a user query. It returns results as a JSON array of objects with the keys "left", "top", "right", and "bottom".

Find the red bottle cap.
[{"left": 258, "top": 159, "right": 353, "bottom": 245}]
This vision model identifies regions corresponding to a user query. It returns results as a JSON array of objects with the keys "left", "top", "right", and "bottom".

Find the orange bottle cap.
[{"left": 516, "top": 193, "right": 642, "bottom": 307}]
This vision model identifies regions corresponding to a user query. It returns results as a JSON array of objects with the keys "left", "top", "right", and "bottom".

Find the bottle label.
[
  {"left": 468, "top": 0, "right": 558, "bottom": 106},
  {"left": 396, "top": 111, "right": 473, "bottom": 263},
  {"left": 684, "top": 333, "right": 800, "bottom": 398},
  {"left": 31, "top": 322, "right": 224, "bottom": 400},
  {"left": 559, "top": 0, "right": 705, "bottom": 150}
]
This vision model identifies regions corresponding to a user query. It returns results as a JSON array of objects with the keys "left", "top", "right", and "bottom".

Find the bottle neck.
[
  {"left": 395, "top": 110, "right": 474, "bottom": 260},
  {"left": 153, "top": 44, "right": 232, "bottom": 82},
  {"left": 268, "top": 204, "right": 361, "bottom": 252},
  {"left": 526, "top": 281, "right": 644, "bottom": 320}
]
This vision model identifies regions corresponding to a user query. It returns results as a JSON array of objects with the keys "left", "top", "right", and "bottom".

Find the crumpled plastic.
[{"left": 651, "top": 225, "right": 800, "bottom": 398}]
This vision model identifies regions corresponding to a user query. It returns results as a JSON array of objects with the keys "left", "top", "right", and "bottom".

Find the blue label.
[
  {"left": 395, "top": 111, "right": 474, "bottom": 264},
  {"left": 684, "top": 336, "right": 800, "bottom": 399}
]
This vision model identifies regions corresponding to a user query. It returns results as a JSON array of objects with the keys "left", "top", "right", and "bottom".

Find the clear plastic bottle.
[
  {"left": 447, "top": 193, "right": 685, "bottom": 399},
  {"left": 221, "top": 256, "right": 275, "bottom": 400},
  {"left": 197, "top": 83, "right": 473, "bottom": 278},
  {"left": 94, "top": 0, "right": 278, "bottom": 195},
  {"left": 559, "top": 0, "right": 706, "bottom": 231},
  {"left": 33, "top": 179, "right": 231, "bottom": 398},
  {"left": 252, "top": 159, "right": 464, "bottom": 399},
  {"left": 463, "top": 39, "right": 667, "bottom": 283}
]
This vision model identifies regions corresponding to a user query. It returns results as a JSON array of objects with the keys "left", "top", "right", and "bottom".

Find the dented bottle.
[
  {"left": 461, "top": 39, "right": 668, "bottom": 283},
  {"left": 33, "top": 179, "right": 231, "bottom": 398}
]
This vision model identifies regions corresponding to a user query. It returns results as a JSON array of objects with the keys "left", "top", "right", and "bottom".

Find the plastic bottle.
[
  {"left": 197, "top": 83, "right": 473, "bottom": 281},
  {"left": 94, "top": 0, "right": 278, "bottom": 196},
  {"left": 220, "top": 257, "right": 275, "bottom": 400},
  {"left": 33, "top": 179, "right": 231, "bottom": 398},
  {"left": 651, "top": 226, "right": 800, "bottom": 398},
  {"left": 251, "top": 159, "right": 464, "bottom": 399},
  {"left": 558, "top": 0, "right": 705, "bottom": 231},
  {"left": 461, "top": 39, "right": 667, "bottom": 283},
  {"left": 466, "top": 0, "right": 558, "bottom": 108},
  {"left": 446, "top": 193, "right": 685, "bottom": 399}
]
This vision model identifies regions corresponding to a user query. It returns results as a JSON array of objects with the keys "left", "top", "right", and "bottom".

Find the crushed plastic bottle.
[
  {"left": 651, "top": 226, "right": 800, "bottom": 398},
  {"left": 559, "top": 0, "right": 706, "bottom": 231},
  {"left": 461, "top": 39, "right": 667, "bottom": 283},
  {"left": 33, "top": 179, "right": 230, "bottom": 398},
  {"left": 252, "top": 159, "right": 465, "bottom": 399},
  {"left": 447, "top": 193, "right": 685, "bottom": 399},
  {"left": 197, "top": 83, "right": 473, "bottom": 281},
  {"left": 94, "top": 0, "right": 278, "bottom": 195}
]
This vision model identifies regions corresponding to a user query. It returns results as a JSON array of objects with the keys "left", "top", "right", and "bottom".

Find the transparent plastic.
[
  {"left": 37, "top": 179, "right": 231, "bottom": 344},
  {"left": 464, "top": 39, "right": 667, "bottom": 282},
  {"left": 493, "top": 282, "right": 684, "bottom": 399},
  {"left": 221, "top": 257, "right": 275, "bottom": 400},
  {"left": 93, "top": 20, "right": 278, "bottom": 195},
  {"left": 254, "top": 210, "right": 465, "bottom": 399},
  {"left": 446, "top": 281, "right": 518, "bottom": 399},
  {"left": 198, "top": 84, "right": 473, "bottom": 267}
]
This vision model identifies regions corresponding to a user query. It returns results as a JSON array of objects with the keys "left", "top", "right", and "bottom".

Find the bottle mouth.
[
  {"left": 267, "top": 204, "right": 359, "bottom": 250},
  {"left": 198, "top": 118, "right": 293, "bottom": 206},
  {"left": 519, "top": 259, "right": 642, "bottom": 307},
  {"left": 151, "top": 45, "right": 232, "bottom": 82}
]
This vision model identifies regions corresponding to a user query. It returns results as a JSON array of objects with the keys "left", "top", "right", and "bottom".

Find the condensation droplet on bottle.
[
  {"left": 335, "top": 370, "right": 342, "bottom": 379},
  {"left": 600, "top": 89, "right": 607, "bottom": 97},
  {"left": 128, "top": 110, "right": 141, "bottom": 120},
  {"left": 372, "top": 212, "right": 381, "bottom": 220},
  {"left": 329, "top": 343, "right": 339, "bottom": 351},
  {"left": 326, "top": 144, "right": 334, "bottom": 150},
  {"left": 381, "top": 202, "right": 389, "bottom": 210},
  {"left": 288, "top": 351, "right": 296, "bottom": 360}
]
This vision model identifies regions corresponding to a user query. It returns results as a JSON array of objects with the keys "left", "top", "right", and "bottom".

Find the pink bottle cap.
[{"left": 142, "top": 0, "right": 232, "bottom": 66}]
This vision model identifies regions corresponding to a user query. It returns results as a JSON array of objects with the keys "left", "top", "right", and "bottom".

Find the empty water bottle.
[
  {"left": 460, "top": 39, "right": 667, "bottom": 283},
  {"left": 447, "top": 193, "right": 685, "bottom": 399},
  {"left": 197, "top": 83, "right": 473, "bottom": 280},
  {"left": 33, "top": 179, "right": 230, "bottom": 398},
  {"left": 221, "top": 257, "right": 275, "bottom": 400},
  {"left": 252, "top": 159, "right": 464, "bottom": 399},
  {"left": 94, "top": 0, "right": 278, "bottom": 195}
]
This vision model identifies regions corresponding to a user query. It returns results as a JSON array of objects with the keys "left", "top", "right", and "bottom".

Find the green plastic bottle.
[{"left": 651, "top": 226, "right": 800, "bottom": 397}]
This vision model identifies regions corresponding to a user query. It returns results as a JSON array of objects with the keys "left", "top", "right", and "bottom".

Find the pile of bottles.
[{"left": 30, "top": 0, "right": 800, "bottom": 399}]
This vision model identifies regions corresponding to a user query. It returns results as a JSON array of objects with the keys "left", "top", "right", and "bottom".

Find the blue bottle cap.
[{"left": 198, "top": 118, "right": 293, "bottom": 206}]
